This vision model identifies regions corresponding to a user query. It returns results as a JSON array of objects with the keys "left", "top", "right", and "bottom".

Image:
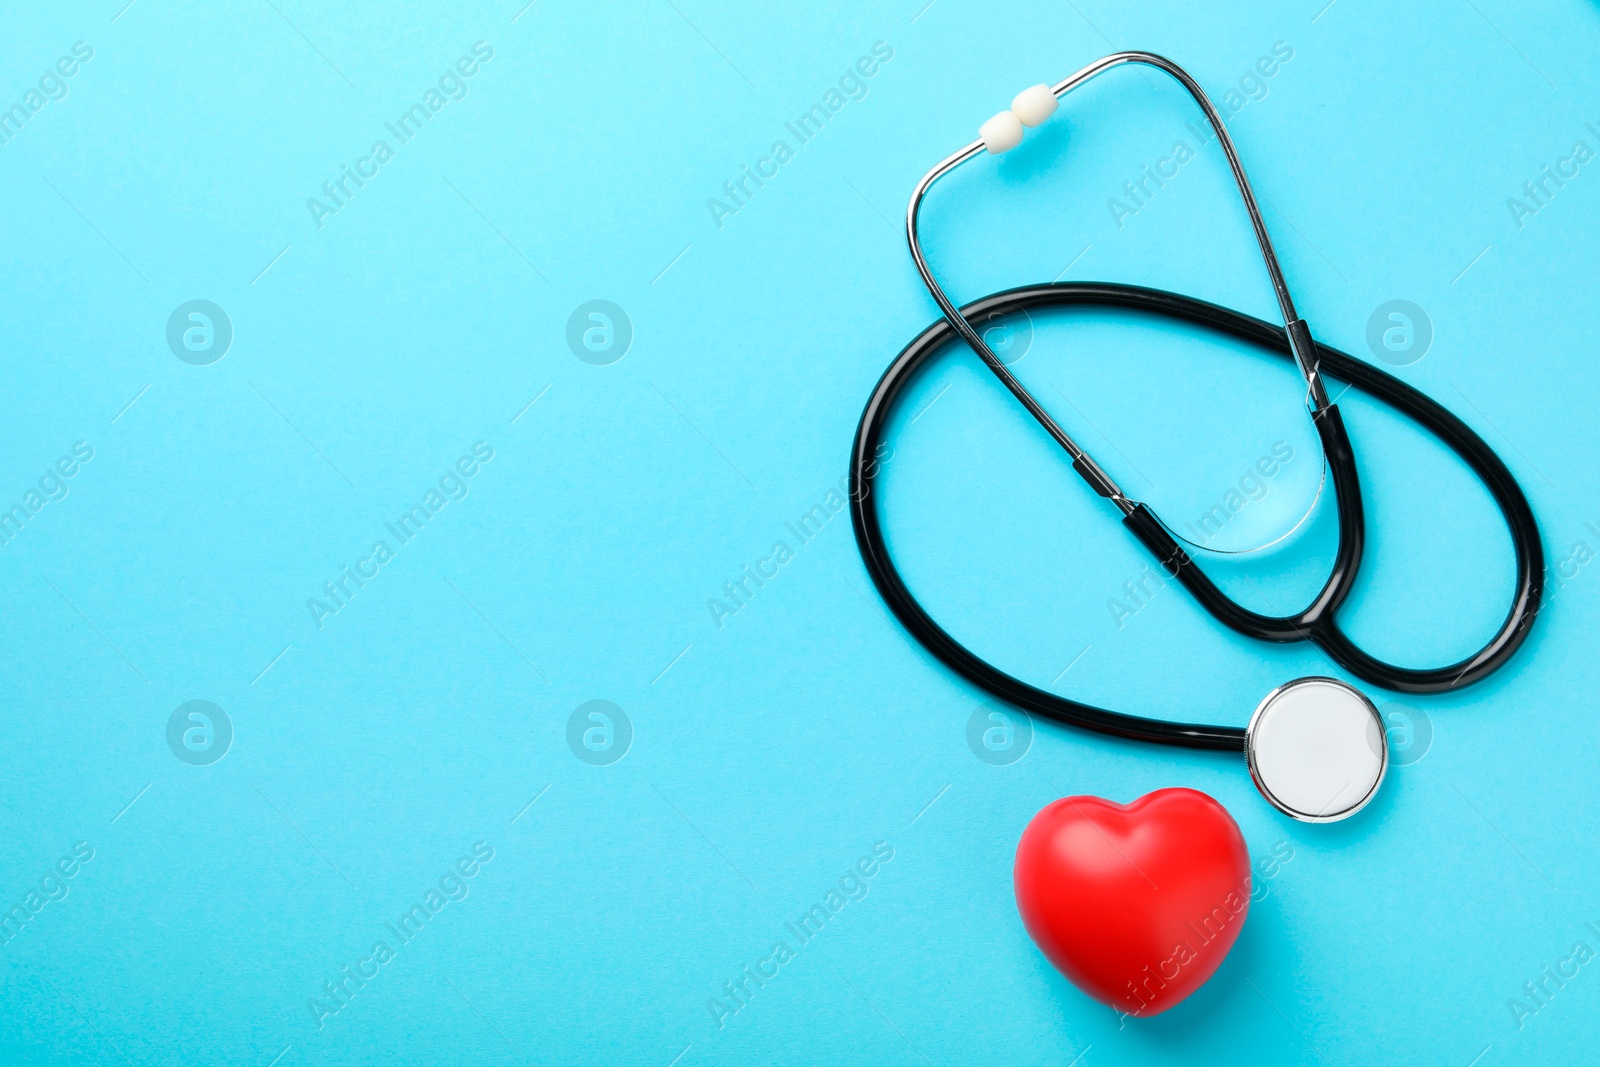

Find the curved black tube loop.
[{"left": 849, "top": 282, "right": 1544, "bottom": 751}]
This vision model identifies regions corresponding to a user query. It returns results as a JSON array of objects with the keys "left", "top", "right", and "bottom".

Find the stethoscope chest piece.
[{"left": 1245, "top": 678, "right": 1387, "bottom": 822}]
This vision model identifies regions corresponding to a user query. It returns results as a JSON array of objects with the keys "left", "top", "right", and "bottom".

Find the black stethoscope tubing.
[{"left": 849, "top": 281, "right": 1544, "bottom": 751}]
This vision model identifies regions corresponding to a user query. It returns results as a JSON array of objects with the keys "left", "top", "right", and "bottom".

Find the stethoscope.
[{"left": 849, "top": 52, "right": 1544, "bottom": 822}]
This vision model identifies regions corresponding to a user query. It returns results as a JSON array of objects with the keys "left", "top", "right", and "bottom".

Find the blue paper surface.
[{"left": 3, "top": 1, "right": 1599, "bottom": 1064}]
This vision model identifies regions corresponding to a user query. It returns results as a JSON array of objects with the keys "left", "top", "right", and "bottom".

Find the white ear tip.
[
  {"left": 1012, "top": 84, "right": 1058, "bottom": 127},
  {"left": 980, "top": 110, "right": 1024, "bottom": 154}
]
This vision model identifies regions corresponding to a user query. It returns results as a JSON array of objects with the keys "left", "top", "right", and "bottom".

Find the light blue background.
[{"left": 2, "top": 1, "right": 1599, "bottom": 1064}]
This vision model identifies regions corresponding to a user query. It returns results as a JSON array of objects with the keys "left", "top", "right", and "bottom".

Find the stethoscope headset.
[{"left": 849, "top": 52, "right": 1544, "bottom": 821}]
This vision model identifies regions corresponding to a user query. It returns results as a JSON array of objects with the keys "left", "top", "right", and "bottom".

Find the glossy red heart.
[{"left": 1013, "top": 788, "right": 1251, "bottom": 1018}]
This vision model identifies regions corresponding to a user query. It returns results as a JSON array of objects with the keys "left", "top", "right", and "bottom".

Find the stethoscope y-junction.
[{"left": 849, "top": 52, "right": 1544, "bottom": 821}]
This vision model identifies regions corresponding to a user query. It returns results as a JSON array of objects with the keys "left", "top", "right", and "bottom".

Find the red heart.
[{"left": 1013, "top": 788, "right": 1251, "bottom": 1018}]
